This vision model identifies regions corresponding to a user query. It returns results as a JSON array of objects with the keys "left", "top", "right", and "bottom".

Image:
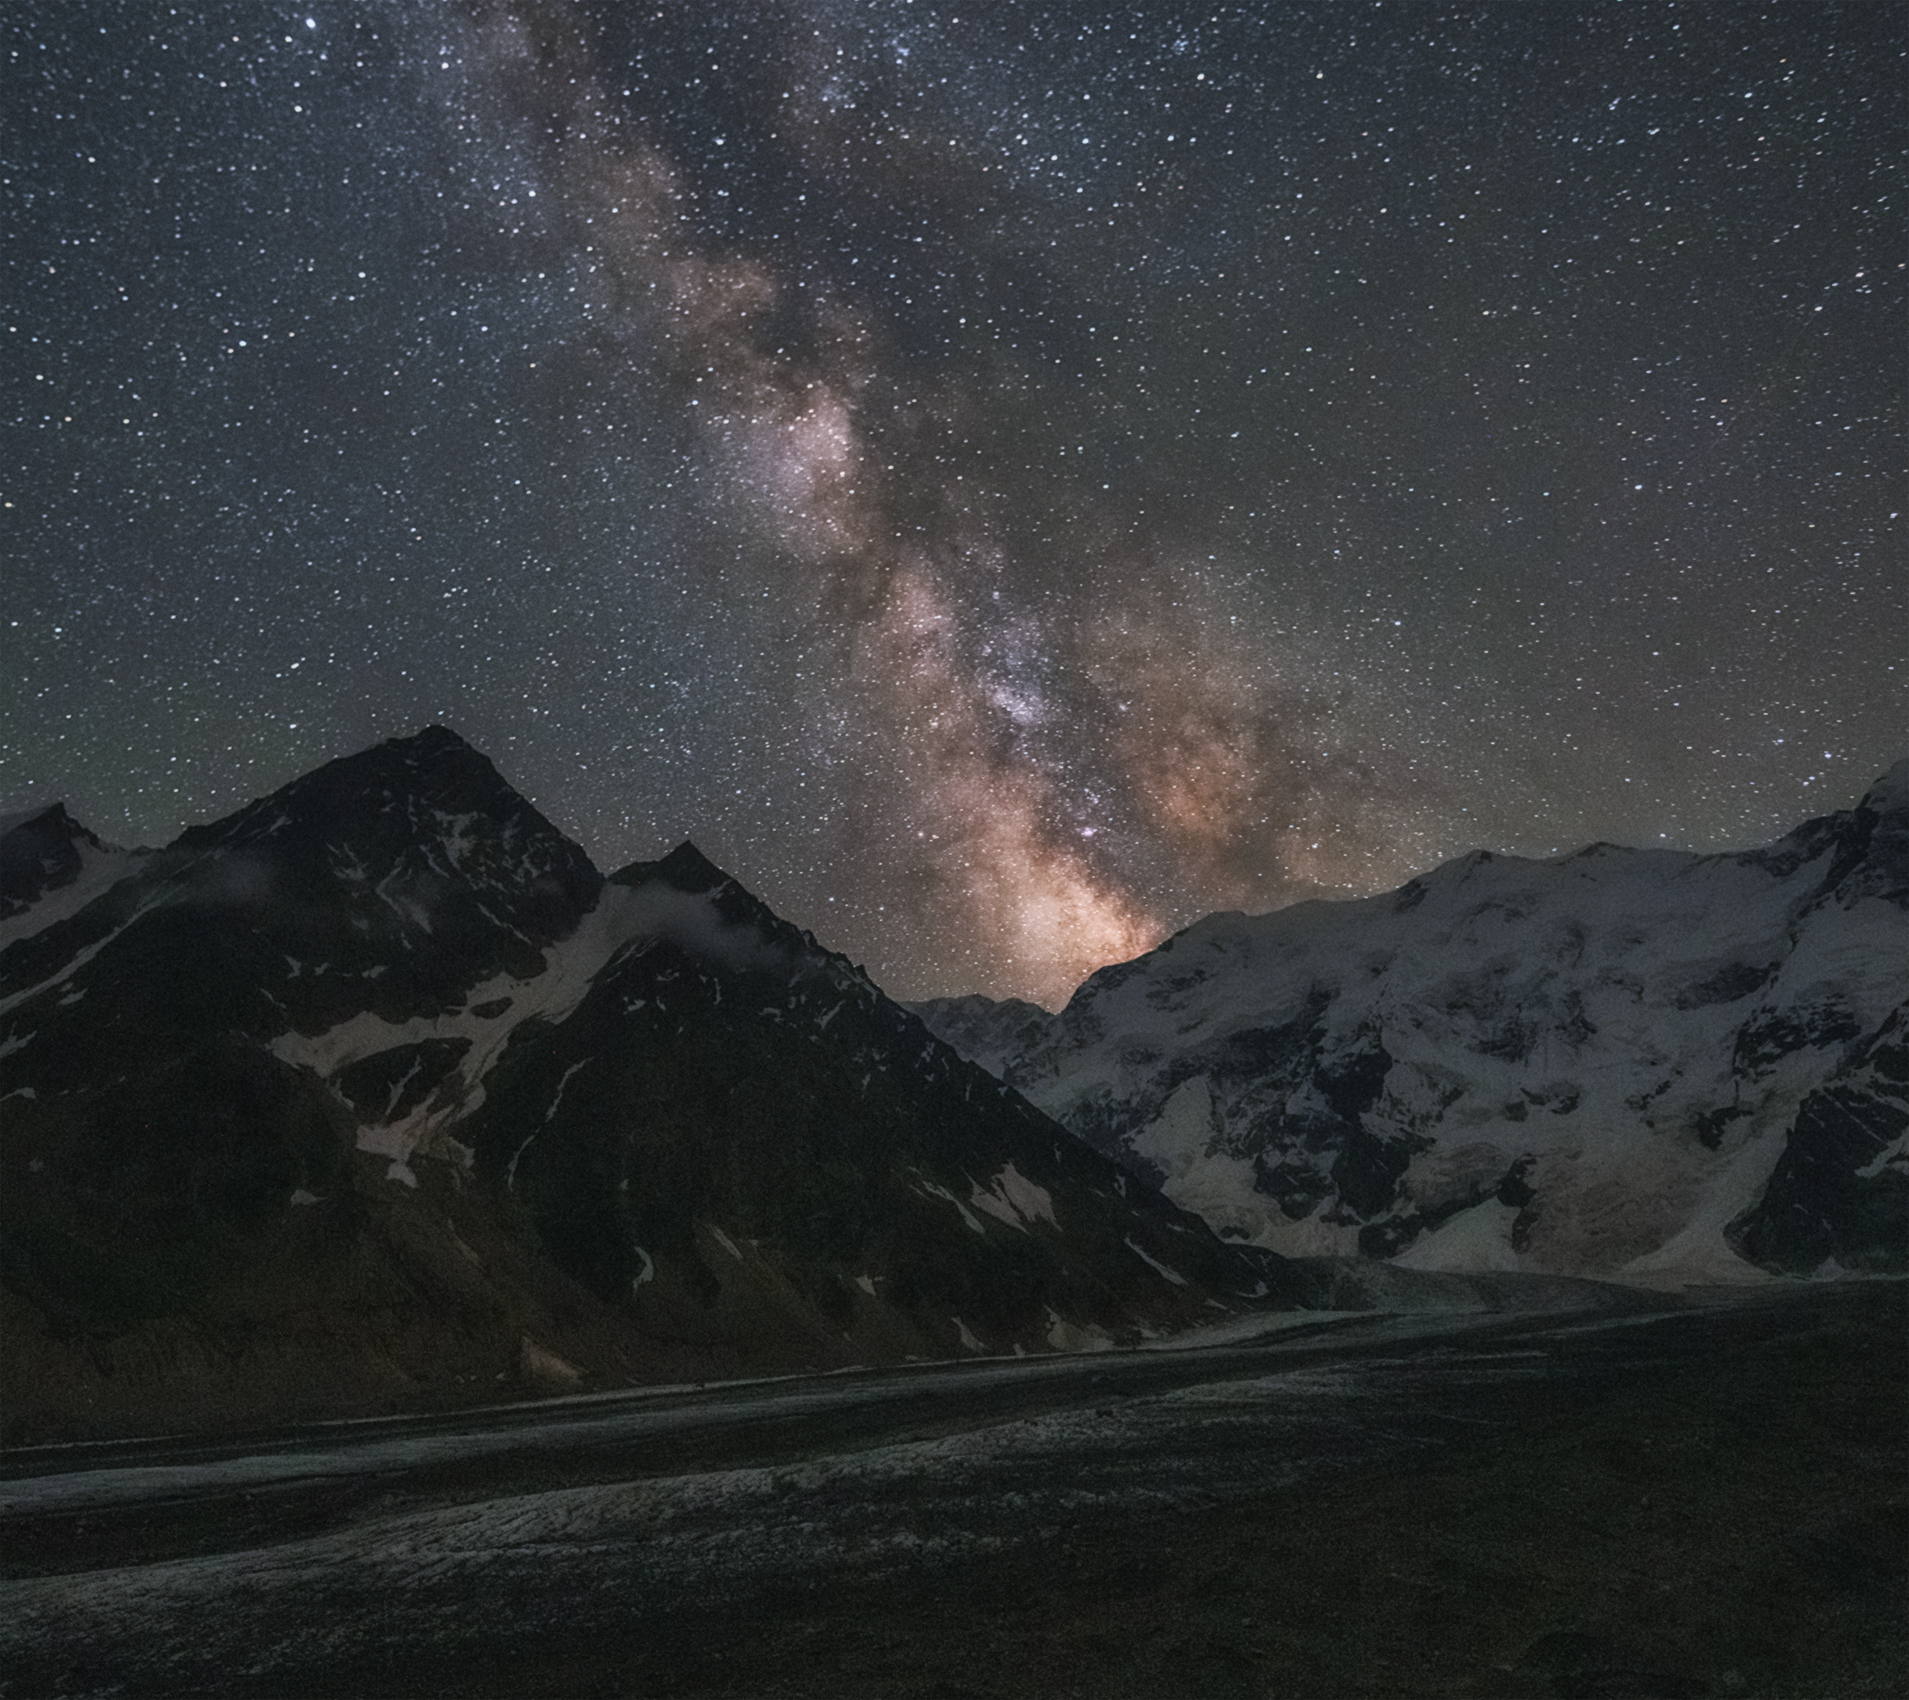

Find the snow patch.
[
  {"left": 1620, "top": 1127, "right": 1790, "bottom": 1284},
  {"left": 356, "top": 1123, "right": 414, "bottom": 1163},
  {"left": 915, "top": 1178, "right": 986, "bottom": 1234},
  {"left": 1392, "top": 1200, "right": 1525, "bottom": 1274},
  {"left": 0, "top": 839, "right": 146, "bottom": 954},
  {"left": 0, "top": 885, "right": 181, "bottom": 1019},
  {"left": 519, "top": 1336, "right": 583, "bottom": 1388},
  {"left": 1123, "top": 1237, "right": 1189, "bottom": 1286},
  {"left": 968, "top": 1162, "right": 1055, "bottom": 1231},
  {"left": 1043, "top": 1307, "right": 1115, "bottom": 1353},
  {"left": 1856, "top": 1132, "right": 1909, "bottom": 1181}
]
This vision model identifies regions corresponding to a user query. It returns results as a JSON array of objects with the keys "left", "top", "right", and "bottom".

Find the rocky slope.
[
  {"left": 914, "top": 764, "right": 1909, "bottom": 1282},
  {"left": 0, "top": 729, "right": 1294, "bottom": 1442}
]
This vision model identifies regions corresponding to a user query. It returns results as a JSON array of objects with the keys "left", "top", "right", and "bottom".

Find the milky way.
[{"left": 4, "top": 2, "right": 1904, "bottom": 1004}]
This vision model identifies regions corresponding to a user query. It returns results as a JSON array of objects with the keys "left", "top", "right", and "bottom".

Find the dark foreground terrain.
[{"left": 2, "top": 1282, "right": 1903, "bottom": 1700}]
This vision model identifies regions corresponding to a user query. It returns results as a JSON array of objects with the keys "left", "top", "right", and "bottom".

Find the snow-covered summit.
[{"left": 916, "top": 765, "right": 1909, "bottom": 1283}]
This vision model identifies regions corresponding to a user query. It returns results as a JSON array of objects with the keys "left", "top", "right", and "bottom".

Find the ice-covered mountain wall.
[{"left": 914, "top": 764, "right": 1909, "bottom": 1281}]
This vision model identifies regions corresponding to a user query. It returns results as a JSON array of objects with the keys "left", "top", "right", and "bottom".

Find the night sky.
[{"left": 5, "top": 2, "right": 1904, "bottom": 1006}]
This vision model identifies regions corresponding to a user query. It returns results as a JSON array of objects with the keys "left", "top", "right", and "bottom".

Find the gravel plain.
[{"left": 2, "top": 1283, "right": 1902, "bottom": 1700}]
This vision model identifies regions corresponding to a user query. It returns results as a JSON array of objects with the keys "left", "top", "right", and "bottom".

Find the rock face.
[
  {"left": 0, "top": 729, "right": 1293, "bottom": 1441},
  {"left": 913, "top": 763, "right": 1909, "bottom": 1282}
]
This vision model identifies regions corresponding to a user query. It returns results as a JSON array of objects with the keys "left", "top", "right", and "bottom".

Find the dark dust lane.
[{"left": 3, "top": 1284, "right": 1903, "bottom": 1700}]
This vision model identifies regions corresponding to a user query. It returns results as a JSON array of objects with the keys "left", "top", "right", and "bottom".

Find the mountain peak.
[
  {"left": 0, "top": 802, "right": 111, "bottom": 921},
  {"left": 407, "top": 722, "right": 476, "bottom": 750},
  {"left": 652, "top": 840, "right": 730, "bottom": 893},
  {"left": 609, "top": 840, "right": 731, "bottom": 895},
  {"left": 136, "top": 730, "right": 606, "bottom": 1003},
  {"left": 0, "top": 800, "right": 96, "bottom": 848},
  {"left": 1861, "top": 757, "right": 1909, "bottom": 818},
  {"left": 2, "top": 737, "right": 1302, "bottom": 1440},
  {"left": 174, "top": 726, "right": 567, "bottom": 860},
  {"left": 305, "top": 722, "right": 497, "bottom": 801},
  {"left": 375, "top": 723, "right": 494, "bottom": 772}
]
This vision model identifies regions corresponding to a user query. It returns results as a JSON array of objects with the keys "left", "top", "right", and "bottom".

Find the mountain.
[
  {"left": 913, "top": 764, "right": 1909, "bottom": 1283},
  {"left": 0, "top": 729, "right": 1295, "bottom": 1442},
  {"left": 0, "top": 802, "right": 145, "bottom": 940}
]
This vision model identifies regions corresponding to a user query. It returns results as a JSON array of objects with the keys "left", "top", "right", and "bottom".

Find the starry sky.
[{"left": 4, "top": 1, "right": 1904, "bottom": 1006}]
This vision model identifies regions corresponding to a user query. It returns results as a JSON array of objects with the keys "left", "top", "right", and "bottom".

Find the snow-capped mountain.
[
  {"left": 914, "top": 765, "right": 1909, "bottom": 1283},
  {"left": 0, "top": 802, "right": 146, "bottom": 943},
  {"left": 0, "top": 729, "right": 1293, "bottom": 1440}
]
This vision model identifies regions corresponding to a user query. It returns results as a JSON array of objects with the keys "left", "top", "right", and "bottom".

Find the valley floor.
[{"left": 2, "top": 1282, "right": 1903, "bottom": 1700}]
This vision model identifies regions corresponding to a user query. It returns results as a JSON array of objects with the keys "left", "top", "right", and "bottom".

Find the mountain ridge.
[
  {"left": 912, "top": 760, "right": 1909, "bottom": 1284},
  {"left": 0, "top": 727, "right": 1302, "bottom": 1444}
]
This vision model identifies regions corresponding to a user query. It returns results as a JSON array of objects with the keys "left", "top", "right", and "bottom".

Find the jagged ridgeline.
[
  {"left": 914, "top": 763, "right": 1909, "bottom": 1283},
  {"left": 0, "top": 729, "right": 1296, "bottom": 1441}
]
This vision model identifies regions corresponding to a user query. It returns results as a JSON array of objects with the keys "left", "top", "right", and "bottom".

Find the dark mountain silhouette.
[{"left": 0, "top": 729, "right": 1297, "bottom": 1443}]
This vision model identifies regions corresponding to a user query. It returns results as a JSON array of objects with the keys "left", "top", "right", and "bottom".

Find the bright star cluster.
[{"left": 3, "top": 2, "right": 1903, "bottom": 1005}]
